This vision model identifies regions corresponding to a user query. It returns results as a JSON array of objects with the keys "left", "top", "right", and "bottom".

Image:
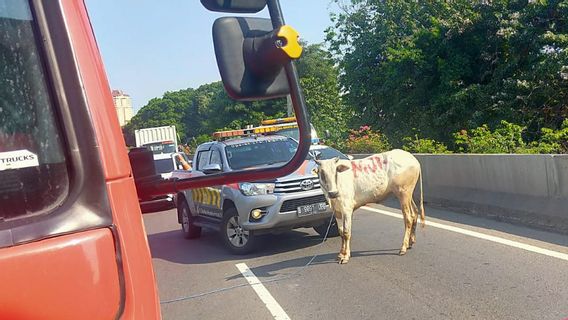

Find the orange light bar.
[
  {"left": 261, "top": 117, "right": 296, "bottom": 125},
  {"left": 212, "top": 129, "right": 245, "bottom": 139}
]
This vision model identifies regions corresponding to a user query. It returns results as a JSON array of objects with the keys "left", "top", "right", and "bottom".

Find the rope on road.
[{"left": 160, "top": 214, "right": 336, "bottom": 305}]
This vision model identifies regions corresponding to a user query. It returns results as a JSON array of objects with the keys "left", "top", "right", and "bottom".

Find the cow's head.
[{"left": 314, "top": 157, "right": 351, "bottom": 199}]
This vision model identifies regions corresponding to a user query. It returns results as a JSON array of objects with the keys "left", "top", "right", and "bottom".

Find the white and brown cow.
[{"left": 315, "top": 149, "right": 424, "bottom": 264}]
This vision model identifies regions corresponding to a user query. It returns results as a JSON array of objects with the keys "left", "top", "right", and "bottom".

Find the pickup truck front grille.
[
  {"left": 280, "top": 194, "right": 328, "bottom": 213},
  {"left": 274, "top": 177, "right": 320, "bottom": 194}
]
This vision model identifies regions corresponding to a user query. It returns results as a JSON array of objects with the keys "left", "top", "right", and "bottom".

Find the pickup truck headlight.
[{"left": 239, "top": 182, "right": 275, "bottom": 196}]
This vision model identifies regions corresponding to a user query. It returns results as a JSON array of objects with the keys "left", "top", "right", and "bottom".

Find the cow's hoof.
[
  {"left": 409, "top": 238, "right": 416, "bottom": 248},
  {"left": 399, "top": 249, "right": 407, "bottom": 256},
  {"left": 338, "top": 258, "right": 350, "bottom": 264}
]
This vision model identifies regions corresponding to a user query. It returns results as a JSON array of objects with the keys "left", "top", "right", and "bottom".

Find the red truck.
[{"left": 0, "top": 0, "right": 311, "bottom": 318}]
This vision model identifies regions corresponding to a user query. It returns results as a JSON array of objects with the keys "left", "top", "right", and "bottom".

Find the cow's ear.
[
  {"left": 314, "top": 159, "right": 322, "bottom": 166},
  {"left": 333, "top": 157, "right": 340, "bottom": 163},
  {"left": 337, "top": 164, "right": 350, "bottom": 173}
]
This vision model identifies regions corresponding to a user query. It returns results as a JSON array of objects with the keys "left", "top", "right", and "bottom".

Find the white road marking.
[
  {"left": 362, "top": 206, "right": 568, "bottom": 262},
  {"left": 236, "top": 263, "right": 291, "bottom": 320}
]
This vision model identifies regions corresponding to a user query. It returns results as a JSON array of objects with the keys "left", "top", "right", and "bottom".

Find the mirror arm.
[{"left": 267, "top": 0, "right": 285, "bottom": 28}]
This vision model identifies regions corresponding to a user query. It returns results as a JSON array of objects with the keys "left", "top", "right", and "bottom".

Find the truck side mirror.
[
  {"left": 200, "top": 0, "right": 266, "bottom": 13},
  {"left": 213, "top": 17, "right": 299, "bottom": 101},
  {"left": 136, "top": 0, "right": 313, "bottom": 198}
]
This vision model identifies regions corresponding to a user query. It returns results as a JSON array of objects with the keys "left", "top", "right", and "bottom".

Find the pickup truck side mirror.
[{"left": 202, "top": 163, "right": 222, "bottom": 175}]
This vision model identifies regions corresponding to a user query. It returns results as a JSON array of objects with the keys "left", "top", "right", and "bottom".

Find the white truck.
[
  {"left": 134, "top": 125, "right": 183, "bottom": 178},
  {"left": 135, "top": 125, "right": 178, "bottom": 155},
  {"left": 134, "top": 125, "right": 189, "bottom": 212}
]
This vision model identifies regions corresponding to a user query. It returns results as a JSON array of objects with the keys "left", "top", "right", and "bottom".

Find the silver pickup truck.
[{"left": 174, "top": 135, "right": 347, "bottom": 254}]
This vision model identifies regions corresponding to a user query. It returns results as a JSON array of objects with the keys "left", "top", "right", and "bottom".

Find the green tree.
[
  {"left": 327, "top": 0, "right": 568, "bottom": 145},
  {"left": 296, "top": 43, "right": 351, "bottom": 146}
]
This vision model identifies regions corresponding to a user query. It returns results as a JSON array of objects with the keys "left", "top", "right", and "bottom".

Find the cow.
[{"left": 315, "top": 149, "right": 424, "bottom": 264}]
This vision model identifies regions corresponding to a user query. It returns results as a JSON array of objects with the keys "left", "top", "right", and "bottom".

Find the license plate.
[{"left": 297, "top": 202, "right": 328, "bottom": 217}]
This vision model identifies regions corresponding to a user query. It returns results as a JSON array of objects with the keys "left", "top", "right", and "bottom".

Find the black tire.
[
  {"left": 179, "top": 199, "right": 201, "bottom": 239},
  {"left": 221, "top": 207, "right": 256, "bottom": 255},
  {"left": 313, "top": 216, "right": 340, "bottom": 238}
]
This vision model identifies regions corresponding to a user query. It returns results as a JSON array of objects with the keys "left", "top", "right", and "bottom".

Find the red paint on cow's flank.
[
  {"left": 372, "top": 156, "right": 384, "bottom": 170},
  {"left": 352, "top": 161, "right": 364, "bottom": 177},
  {"left": 352, "top": 157, "right": 387, "bottom": 177}
]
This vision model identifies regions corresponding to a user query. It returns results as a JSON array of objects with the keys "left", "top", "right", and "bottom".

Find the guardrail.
[{"left": 350, "top": 153, "right": 568, "bottom": 234}]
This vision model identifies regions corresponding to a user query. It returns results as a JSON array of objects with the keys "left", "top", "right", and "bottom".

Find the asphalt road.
[{"left": 144, "top": 201, "right": 568, "bottom": 320}]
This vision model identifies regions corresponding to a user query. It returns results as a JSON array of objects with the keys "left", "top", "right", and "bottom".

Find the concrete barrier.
[{"left": 350, "top": 153, "right": 568, "bottom": 234}]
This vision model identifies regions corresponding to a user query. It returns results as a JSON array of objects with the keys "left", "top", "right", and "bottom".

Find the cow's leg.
[
  {"left": 334, "top": 211, "right": 346, "bottom": 261},
  {"left": 409, "top": 200, "right": 419, "bottom": 248},
  {"left": 397, "top": 194, "right": 414, "bottom": 256},
  {"left": 339, "top": 211, "right": 353, "bottom": 264}
]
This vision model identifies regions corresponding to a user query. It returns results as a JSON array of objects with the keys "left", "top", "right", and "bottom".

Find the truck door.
[
  {"left": 194, "top": 147, "right": 223, "bottom": 219},
  {"left": 0, "top": 1, "right": 127, "bottom": 318},
  {"left": 204, "top": 148, "right": 224, "bottom": 217}
]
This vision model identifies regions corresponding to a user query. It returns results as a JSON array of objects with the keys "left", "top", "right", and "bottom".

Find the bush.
[
  {"left": 453, "top": 121, "right": 527, "bottom": 153},
  {"left": 523, "top": 119, "right": 568, "bottom": 154},
  {"left": 453, "top": 120, "right": 568, "bottom": 154},
  {"left": 345, "top": 125, "right": 391, "bottom": 154},
  {"left": 402, "top": 135, "right": 452, "bottom": 154}
]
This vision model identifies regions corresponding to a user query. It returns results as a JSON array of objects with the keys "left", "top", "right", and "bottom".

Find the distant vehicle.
[
  {"left": 135, "top": 125, "right": 178, "bottom": 156},
  {"left": 172, "top": 131, "right": 347, "bottom": 254}
]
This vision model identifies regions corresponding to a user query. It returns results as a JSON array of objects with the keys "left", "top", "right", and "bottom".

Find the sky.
[{"left": 85, "top": 0, "right": 338, "bottom": 112}]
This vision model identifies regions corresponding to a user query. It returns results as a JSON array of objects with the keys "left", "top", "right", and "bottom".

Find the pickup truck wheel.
[
  {"left": 313, "top": 216, "right": 340, "bottom": 238},
  {"left": 179, "top": 200, "right": 201, "bottom": 239},
  {"left": 221, "top": 207, "right": 256, "bottom": 255}
]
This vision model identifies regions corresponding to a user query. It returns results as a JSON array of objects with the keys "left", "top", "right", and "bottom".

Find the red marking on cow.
[
  {"left": 352, "top": 161, "right": 364, "bottom": 177},
  {"left": 372, "top": 156, "right": 383, "bottom": 170},
  {"left": 352, "top": 156, "right": 388, "bottom": 177},
  {"left": 367, "top": 158, "right": 378, "bottom": 173}
]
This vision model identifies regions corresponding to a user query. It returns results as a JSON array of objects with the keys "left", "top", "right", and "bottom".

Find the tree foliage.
[
  {"left": 297, "top": 43, "right": 351, "bottom": 146},
  {"left": 403, "top": 135, "right": 452, "bottom": 154},
  {"left": 327, "top": 0, "right": 568, "bottom": 145}
]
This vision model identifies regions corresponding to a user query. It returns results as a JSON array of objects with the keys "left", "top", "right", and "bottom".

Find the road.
[{"left": 144, "top": 201, "right": 568, "bottom": 320}]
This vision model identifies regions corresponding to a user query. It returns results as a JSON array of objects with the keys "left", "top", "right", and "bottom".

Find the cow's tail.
[{"left": 419, "top": 166, "right": 425, "bottom": 228}]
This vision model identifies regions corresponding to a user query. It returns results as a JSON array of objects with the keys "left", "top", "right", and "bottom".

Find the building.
[{"left": 112, "top": 90, "right": 134, "bottom": 126}]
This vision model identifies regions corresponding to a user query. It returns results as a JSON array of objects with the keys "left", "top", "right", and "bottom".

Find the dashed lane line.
[{"left": 236, "top": 263, "right": 291, "bottom": 320}]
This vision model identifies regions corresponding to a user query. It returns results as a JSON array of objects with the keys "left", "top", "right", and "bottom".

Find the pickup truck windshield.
[{"left": 226, "top": 139, "right": 297, "bottom": 170}]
